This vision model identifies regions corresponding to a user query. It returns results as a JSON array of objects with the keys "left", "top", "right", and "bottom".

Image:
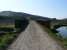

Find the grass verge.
[
  {"left": 0, "top": 32, "right": 17, "bottom": 50},
  {"left": 39, "top": 24, "right": 67, "bottom": 50}
]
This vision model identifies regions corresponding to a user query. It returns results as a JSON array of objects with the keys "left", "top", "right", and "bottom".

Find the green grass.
[
  {"left": 40, "top": 24, "right": 67, "bottom": 49},
  {"left": 63, "top": 38, "right": 67, "bottom": 48},
  {"left": 0, "top": 32, "right": 17, "bottom": 50},
  {"left": 47, "top": 28, "right": 67, "bottom": 48},
  {"left": 0, "top": 24, "right": 15, "bottom": 28}
]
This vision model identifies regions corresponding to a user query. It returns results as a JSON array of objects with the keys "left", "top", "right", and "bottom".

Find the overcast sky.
[{"left": 0, "top": 0, "right": 67, "bottom": 19}]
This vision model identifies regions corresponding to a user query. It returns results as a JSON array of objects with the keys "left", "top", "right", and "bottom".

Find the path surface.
[{"left": 8, "top": 21, "right": 63, "bottom": 50}]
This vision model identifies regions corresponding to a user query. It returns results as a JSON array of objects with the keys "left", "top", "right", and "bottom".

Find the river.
[{"left": 56, "top": 26, "right": 67, "bottom": 38}]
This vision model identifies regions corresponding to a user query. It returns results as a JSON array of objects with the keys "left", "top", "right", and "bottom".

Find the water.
[{"left": 56, "top": 26, "right": 67, "bottom": 38}]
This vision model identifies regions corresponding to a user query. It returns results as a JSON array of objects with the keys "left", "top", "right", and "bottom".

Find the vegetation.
[
  {"left": 15, "top": 19, "right": 29, "bottom": 32},
  {"left": 0, "top": 32, "right": 17, "bottom": 50},
  {"left": 0, "top": 24, "right": 15, "bottom": 29},
  {"left": 0, "top": 18, "right": 29, "bottom": 50},
  {"left": 50, "top": 19, "right": 67, "bottom": 48},
  {"left": 37, "top": 21, "right": 67, "bottom": 49},
  {"left": 0, "top": 11, "right": 67, "bottom": 49},
  {"left": 0, "top": 24, "right": 16, "bottom": 50}
]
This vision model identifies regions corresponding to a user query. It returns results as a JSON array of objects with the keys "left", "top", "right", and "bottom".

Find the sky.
[{"left": 0, "top": 0, "right": 67, "bottom": 19}]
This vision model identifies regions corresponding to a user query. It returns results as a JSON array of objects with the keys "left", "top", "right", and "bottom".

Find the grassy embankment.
[
  {"left": 37, "top": 22, "right": 67, "bottom": 49},
  {"left": 43, "top": 27, "right": 67, "bottom": 48},
  {"left": 0, "top": 32, "right": 17, "bottom": 50},
  {"left": 46, "top": 27, "right": 67, "bottom": 49},
  {"left": 0, "top": 22, "right": 20, "bottom": 50},
  {"left": 0, "top": 24, "right": 17, "bottom": 50},
  {"left": 0, "top": 19, "right": 29, "bottom": 50}
]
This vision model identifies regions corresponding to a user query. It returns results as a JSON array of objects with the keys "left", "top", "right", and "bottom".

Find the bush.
[
  {"left": 15, "top": 20, "right": 29, "bottom": 32},
  {"left": 0, "top": 28, "right": 14, "bottom": 32}
]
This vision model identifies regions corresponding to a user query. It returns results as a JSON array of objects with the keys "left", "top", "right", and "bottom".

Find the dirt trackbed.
[{"left": 8, "top": 21, "right": 63, "bottom": 50}]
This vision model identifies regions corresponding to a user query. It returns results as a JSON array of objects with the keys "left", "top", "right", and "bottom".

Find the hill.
[{"left": 0, "top": 11, "right": 51, "bottom": 21}]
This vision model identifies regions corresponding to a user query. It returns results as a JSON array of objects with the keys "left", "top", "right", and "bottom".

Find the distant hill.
[{"left": 0, "top": 11, "right": 51, "bottom": 21}]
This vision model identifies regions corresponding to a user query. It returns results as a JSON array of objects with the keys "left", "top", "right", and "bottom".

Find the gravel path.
[{"left": 8, "top": 21, "right": 63, "bottom": 50}]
